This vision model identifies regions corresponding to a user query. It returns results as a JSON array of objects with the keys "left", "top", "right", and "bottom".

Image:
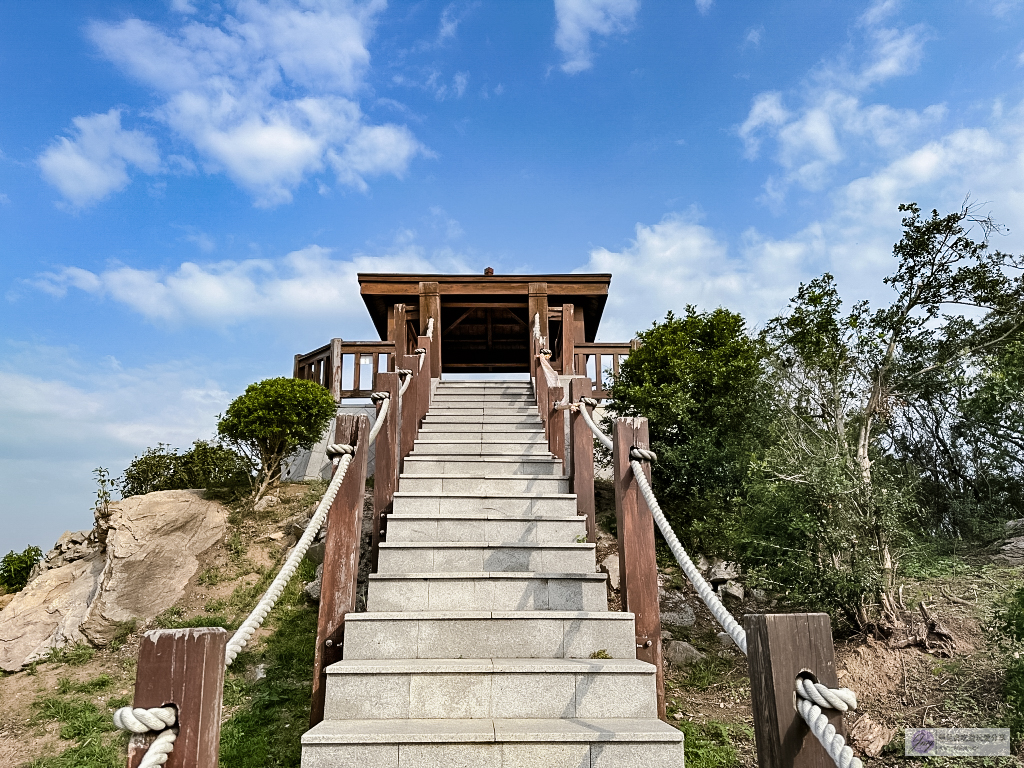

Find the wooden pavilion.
[{"left": 294, "top": 270, "right": 636, "bottom": 399}]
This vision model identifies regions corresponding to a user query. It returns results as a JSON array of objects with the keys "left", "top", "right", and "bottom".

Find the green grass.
[
  {"left": 219, "top": 575, "right": 318, "bottom": 768},
  {"left": 45, "top": 643, "right": 95, "bottom": 666},
  {"left": 25, "top": 687, "right": 126, "bottom": 768},
  {"left": 682, "top": 656, "right": 731, "bottom": 690},
  {"left": 670, "top": 717, "right": 750, "bottom": 768},
  {"left": 57, "top": 674, "right": 114, "bottom": 695}
]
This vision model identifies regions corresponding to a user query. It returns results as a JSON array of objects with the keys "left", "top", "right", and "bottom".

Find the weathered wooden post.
[
  {"left": 613, "top": 417, "right": 665, "bottom": 719},
  {"left": 745, "top": 613, "right": 845, "bottom": 768},
  {"left": 561, "top": 304, "right": 575, "bottom": 375},
  {"left": 570, "top": 378, "right": 596, "bottom": 543},
  {"left": 415, "top": 335, "right": 431, "bottom": 426},
  {"left": 536, "top": 354, "right": 550, "bottom": 438},
  {"left": 371, "top": 371, "right": 400, "bottom": 573},
  {"left": 127, "top": 627, "right": 227, "bottom": 768},
  {"left": 329, "top": 338, "right": 343, "bottom": 401},
  {"left": 310, "top": 413, "right": 370, "bottom": 727},
  {"left": 388, "top": 303, "right": 408, "bottom": 359},
  {"left": 399, "top": 352, "right": 421, "bottom": 467},
  {"left": 548, "top": 382, "right": 565, "bottom": 461},
  {"left": 419, "top": 281, "right": 442, "bottom": 379}
]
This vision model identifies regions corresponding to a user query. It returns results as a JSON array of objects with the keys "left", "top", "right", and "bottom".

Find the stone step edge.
[
  {"left": 378, "top": 542, "right": 595, "bottom": 550},
  {"left": 369, "top": 572, "right": 606, "bottom": 581},
  {"left": 393, "top": 492, "right": 576, "bottom": 500},
  {"left": 346, "top": 610, "right": 632, "bottom": 621},
  {"left": 303, "top": 718, "right": 683, "bottom": 745},
  {"left": 403, "top": 456, "right": 561, "bottom": 463},
  {"left": 325, "top": 658, "right": 654, "bottom": 674},
  {"left": 387, "top": 513, "right": 583, "bottom": 522}
]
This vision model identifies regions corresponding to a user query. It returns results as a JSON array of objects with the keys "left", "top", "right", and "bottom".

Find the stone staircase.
[{"left": 302, "top": 380, "right": 684, "bottom": 767}]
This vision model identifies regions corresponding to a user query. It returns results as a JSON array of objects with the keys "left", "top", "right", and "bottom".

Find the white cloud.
[
  {"left": 738, "top": 3, "right": 940, "bottom": 206},
  {"left": 744, "top": 27, "right": 763, "bottom": 48},
  {"left": 0, "top": 351, "right": 233, "bottom": 551},
  {"left": 84, "top": 1, "right": 425, "bottom": 207},
  {"left": 169, "top": 0, "right": 197, "bottom": 12},
  {"left": 554, "top": 0, "right": 639, "bottom": 74},
  {"left": 37, "top": 110, "right": 160, "bottom": 207},
  {"left": 695, "top": 0, "right": 714, "bottom": 15},
  {"left": 31, "top": 244, "right": 474, "bottom": 326},
  {"left": 576, "top": 213, "right": 807, "bottom": 340}
]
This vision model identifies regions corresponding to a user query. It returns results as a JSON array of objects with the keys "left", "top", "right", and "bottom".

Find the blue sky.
[{"left": 3, "top": 0, "right": 1024, "bottom": 551}]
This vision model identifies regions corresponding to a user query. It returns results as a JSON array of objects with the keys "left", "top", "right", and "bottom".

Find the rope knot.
[
  {"left": 413, "top": 348, "right": 426, "bottom": 355},
  {"left": 325, "top": 443, "right": 355, "bottom": 459},
  {"left": 539, "top": 348, "right": 552, "bottom": 357},
  {"left": 370, "top": 391, "right": 390, "bottom": 403},
  {"left": 630, "top": 447, "right": 658, "bottom": 463},
  {"left": 396, "top": 368, "right": 413, "bottom": 376},
  {"left": 579, "top": 397, "right": 599, "bottom": 407}
]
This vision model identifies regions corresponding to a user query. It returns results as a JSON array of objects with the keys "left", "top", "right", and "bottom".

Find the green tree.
[
  {"left": 605, "top": 307, "right": 772, "bottom": 554},
  {"left": 746, "top": 202, "right": 1023, "bottom": 628},
  {"left": 119, "top": 441, "right": 252, "bottom": 498},
  {"left": 1, "top": 545, "right": 43, "bottom": 593},
  {"left": 217, "top": 377, "right": 336, "bottom": 501}
]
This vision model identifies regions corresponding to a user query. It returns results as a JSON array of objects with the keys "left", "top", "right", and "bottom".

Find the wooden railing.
[
  {"left": 294, "top": 339, "right": 396, "bottom": 400},
  {"left": 573, "top": 341, "right": 637, "bottom": 399}
]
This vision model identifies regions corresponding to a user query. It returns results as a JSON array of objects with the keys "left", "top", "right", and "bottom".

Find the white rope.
[
  {"left": 224, "top": 450, "right": 353, "bottom": 665},
  {"left": 426, "top": 317, "right": 434, "bottom": 341},
  {"left": 578, "top": 398, "right": 613, "bottom": 450},
  {"left": 629, "top": 454, "right": 748, "bottom": 655},
  {"left": 796, "top": 680, "right": 863, "bottom": 768},
  {"left": 398, "top": 368, "right": 413, "bottom": 397},
  {"left": 414, "top": 348, "right": 426, "bottom": 371},
  {"left": 368, "top": 392, "right": 390, "bottom": 444},
  {"left": 113, "top": 707, "right": 177, "bottom": 767},
  {"left": 533, "top": 313, "right": 541, "bottom": 341}
]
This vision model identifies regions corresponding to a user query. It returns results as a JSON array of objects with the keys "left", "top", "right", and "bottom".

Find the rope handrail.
[
  {"left": 426, "top": 317, "right": 434, "bottom": 341},
  {"left": 797, "top": 679, "right": 862, "bottom": 768},
  {"left": 115, "top": 393, "right": 395, "bottom": 763}
]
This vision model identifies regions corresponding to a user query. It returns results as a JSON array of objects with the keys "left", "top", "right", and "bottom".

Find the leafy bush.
[
  {"left": 1000, "top": 585, "right": 1024, "bottom": 740},
  {"left": 0, "top": 545, "right": 43, "bottom": 593},
  {"left": 217, "top": 377, "right": 336, "bottom": 500},
  {"left": 119, "top": 440, "right": 251, "bottom": 498}
]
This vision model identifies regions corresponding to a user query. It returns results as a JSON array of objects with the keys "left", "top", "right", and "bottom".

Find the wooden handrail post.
[
  {"left": 329, "top": 338, "right": 343, "bottom": 401},
  {"left": 612, "top": 417, "right": 665, "bottom": 720},
  {"left": 745, "top": 613, "right": 844, "bottom": 768},
  {"left": 126, "top": 627, "right": 226, "bottom": 768},
  {"left": 371, "top": 372, "right": 400, "bottom": 573},
  {"left": 419, "top": 281, "right": 442, "bottom": 379},
  {"left": 415, "top": 336, "right": 431, "bottom": 426},
  {"left": 570, "top": 378, "right": 596, "bottom": 543},
  {"left": 399, "top": 353, "right": 421, "bottom": 468},
  {"left": 310, "top": 413, "right": 370, "bottom": 726},
  {"left": 536, "top": 358, "right": 549, "bottom": 438},
  {"left": 547, "top": 384, "right": 564, "bottom": 461},
  {"left": 561, "top": 304, "right": 575, "bottom": 375}
]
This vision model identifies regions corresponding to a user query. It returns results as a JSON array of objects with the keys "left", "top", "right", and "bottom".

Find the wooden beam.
[
  {"left": 127, "top": 628, "right": 226, "bottom": 768},
  {"left": 444, "top": 307, "right": 475, "bottom": 336},
  {"left": 548, "top": 384, "right": 564, "bottom": 461},
  {"left": 745, "top": 613, "right": 844, "bottom": 768},
  {"left": 613, "top": 417, "right": 665, "bottom": 720},
  {"left": 399, "top": 354, "right": 420, "bottom": 469},
  {"left": 388, "top": 303, "right": 408, "bottom": 359},
  {"left": 570, "top": 378, "right": 596, "bottom": 543},
  {"left": 310, "top": 413, "right": 369, "bottom": 726}
]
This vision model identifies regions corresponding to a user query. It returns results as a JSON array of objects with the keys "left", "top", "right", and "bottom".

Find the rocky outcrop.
[{"left": 0, "top": 490, "right": 226, "bottom": 671}]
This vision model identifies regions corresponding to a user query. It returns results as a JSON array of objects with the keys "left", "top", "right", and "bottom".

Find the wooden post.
[
  {"left": 388, "top": 303, "right": 408, "bottom": 360},
  {"left": 561, "top": 304, "right": 575, "bottom": 375},
  {"left": 415, "top": 336, "right": 431, "bottom": 426},
  {"left": 371, "top": 372, "right": 400, "bottom": 573},
  {"left": 126, "top": 627, "right": 226, "bottom": 768},
  {"left": 329, "top": 338, "right": 343, "bottom": 401},
  {"left": 528, "top": 282, "right": 549, "bottom": 352},
  {"left": 310, "top": 413, "right": 370, "bottom": 726},
  {"left": 570, "top": 378, "right": 596, "bottom": 543},
  {"left": 399, "top": 353, "right": 420, "bottom": 467},
  {"left": 745, "top": 613, "right": 844, "bottom": 768},
  {"left": 612, "top": 417, "right": 665, "bottom": 720},
  {"left": 548, "top": 384, "right": 564, "bottom": 461},
  {"left": 419, "top": 281, "right": 442, "bottom": 379},
  {"left": 536, "top": 357, "right": 549, "bottom": 437}
]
